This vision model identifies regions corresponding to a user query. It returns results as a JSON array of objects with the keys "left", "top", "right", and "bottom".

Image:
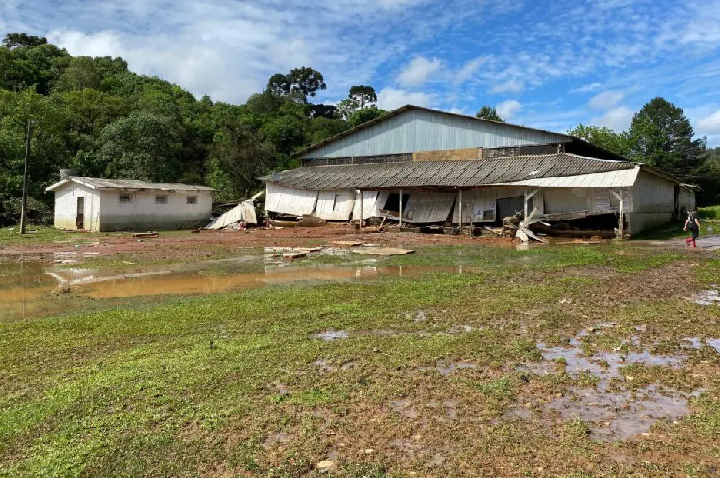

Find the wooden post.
[
  {"left": 20, "top": 120, "right": 32, "bottom": 234},
  {"left": 458, "top": 190, "right": 463, "bottom": 234},
  {"left": 619, "top": 192, "right": 625, "bottom": 239},
  {"left": 523, "top": 189, "right": 528, "bottom": 222},
  {"left": 359, "top": 189, "right": 364, "bottom": 228},
  {"left": 399, "top": 189, "right": 403, "bottom": 228}
]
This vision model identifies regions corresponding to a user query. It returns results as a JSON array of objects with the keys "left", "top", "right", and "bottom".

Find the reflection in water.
[{"left": 0, "top": 257, "right": 469, "bottom": 321}]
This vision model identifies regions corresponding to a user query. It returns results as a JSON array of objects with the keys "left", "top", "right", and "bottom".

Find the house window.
[
  {"left": 483, "top": 209, "right": 495, "bottom": 221},
  {"left": 119, "top": 194, "right": 132, "bottom": 204},
  {"left": 186, "top": 196, "right": 197, "bottom": 205},
  {"left": 155, "top": 195, "right": 168, "bottom": 205}
]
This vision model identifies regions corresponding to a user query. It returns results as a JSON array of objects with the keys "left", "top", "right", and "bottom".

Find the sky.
[{"left": 2, "top": 0, "right": 720, "bottom": 145}]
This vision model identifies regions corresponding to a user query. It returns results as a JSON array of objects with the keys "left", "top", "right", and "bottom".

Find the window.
[
  {"left": 483, "top": 209, "right": 495, "bottom": 221},
  {"left": 155, "top": 195, "right": 168, "bottom": 205},
  {"left": 119, "top": 194, "right": 132, "bottom": 204},
  {"left": 186, "top": 196, "right": 197, "bottom": 205}
]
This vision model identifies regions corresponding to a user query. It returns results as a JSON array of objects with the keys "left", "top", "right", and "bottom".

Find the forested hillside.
[{"left": 0, "top": 33, "right": 384, "bottom": 224}]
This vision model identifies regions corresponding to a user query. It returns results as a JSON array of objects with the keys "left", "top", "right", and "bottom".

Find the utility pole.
[{"left": 20, "top": 120, "right": 32, "bottom": 234}]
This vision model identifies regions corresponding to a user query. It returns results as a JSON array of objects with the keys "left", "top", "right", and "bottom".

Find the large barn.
[{"left": 262, "top": 105, "right": 695, "bottom": 236}]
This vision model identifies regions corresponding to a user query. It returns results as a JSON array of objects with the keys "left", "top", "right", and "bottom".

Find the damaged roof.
[
  {"left": 46, "top": 177, "right": 215, "bottom": 192},
  {"left": 261, "top": 153, "right": 638, "bottom": 191}
]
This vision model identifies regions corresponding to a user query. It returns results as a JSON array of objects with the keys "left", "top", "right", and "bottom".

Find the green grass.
[{"left": 1, "top": 242, "right": 719, "bottom": 476}]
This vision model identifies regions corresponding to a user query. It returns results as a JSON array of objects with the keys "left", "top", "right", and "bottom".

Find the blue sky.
[{"left": 2, "top": 0, "right": 720, "bottom": 144}]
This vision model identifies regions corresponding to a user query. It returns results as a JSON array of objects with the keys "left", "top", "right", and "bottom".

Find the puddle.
[
  {"left": 0, "top": 258, "right": 467, "bottom": 320},
  {"left": 691, "top": 290, "right": 720, "bottom": 306},
  {"left": 547, "top": 385, "right": 700, "bottom": 441},
  {"left": 684, "top": 337, "right": 720, "bottom": 352},
  {"left": 390, "top": 399, "right": 419, "bottom": 418},
  {"left": 264, "top": 432, "right": 291, "bottom": 447},
  {"left": 313, "top": 330, "right": 350, "bottom": 341},
  {"left": 515, "top": 327, "right": 700, "bottom": 441},
  {"left": 417, "top": 361, "right": 476, "bottom": 376}
]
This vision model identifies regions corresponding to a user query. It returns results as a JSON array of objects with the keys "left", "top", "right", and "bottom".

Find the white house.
[{"left": 46, "top": 177, "right": 214, "bottom": 232}]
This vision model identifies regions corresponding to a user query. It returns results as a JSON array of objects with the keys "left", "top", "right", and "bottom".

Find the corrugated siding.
[
  {"left": 316, "top": 191, "right": 355, "bottom": 220},
  {"left": 631, "top": 171, "right": 675, "bottom": 213},
  {"left": 265, "top": 183, "right": 318, "bottom": 216},
  {"left": 352, "top": 191, "right": 382, "bottom": 219},
  {"left": 678, "top": 188, "right": 696, "bottom": 212},
  {"left": 302, "top": 109, "right": 569, "bottom": 159},
  {"left": 544, "top": 187, "right": 633, "bottom": 215},
  {"left": 452, "top": 188, "right": 530, "bottom": 223},
  {"left": 403, "top": 192, "right": 456, "bottom": 224}
]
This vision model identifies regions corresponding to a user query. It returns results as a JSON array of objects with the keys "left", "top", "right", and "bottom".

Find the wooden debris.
[
  {"left": 330, "top": 241, "right": 364, "bottom": 247},
  {"left": 282, "top": 252, "right": 307, "bottom": 260},
  {"left": 132, "top": 232, "right": 159, "bottom": 238},
  {"left": 351, "top": 247, "right": 415, "bottom": 256}
]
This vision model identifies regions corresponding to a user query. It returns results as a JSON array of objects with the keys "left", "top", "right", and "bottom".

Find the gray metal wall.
[{"left": 301, "top": 109, "right": 570, "bottom": 159}]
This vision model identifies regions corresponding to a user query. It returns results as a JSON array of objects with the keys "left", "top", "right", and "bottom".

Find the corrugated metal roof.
[
  {"left": 296, "top": 105, "right": 573, "bottom": 159},
  {"left": 46, "top": 177, "right": 215, "bottom": 192},
  {"left": 497, "top": 168, "right": 640, "bottom": 188},
  {"left": 261, "top": 154, "right": 636, "bottom": 191}
]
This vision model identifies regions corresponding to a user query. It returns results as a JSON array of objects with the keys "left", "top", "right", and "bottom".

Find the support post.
[
  {"left": 611, "top": 189, "right": 625, "bottom": 240},
  {"left": 458, "top": 190, "right": 463, "bottom": 234},
  {"left": 399, "top": 189, "right": 403, "bottom": 228},
  {"left": 523, "top": 189, "right": 539, "bottom": 222},
  {"left": 20, "top": 120, "right": 32, "bottom": 234},
  {"left": 359, "top": 189, "right": 364, "bottom": 228}
]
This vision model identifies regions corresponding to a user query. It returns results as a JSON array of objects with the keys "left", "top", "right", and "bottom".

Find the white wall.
[
  {"left": 52, "top": 184, "right": 101, "bottom": 231},
  {"left": 631, "top": 172, "right": 675, "bottom": 213},
  {"left": 99, "top": 190, "right": 212, "bottom": 231},
  {"left": 316, "top": 190, "right": 355, "bottom": 221},
  {"left": 265, "top": 183, "right": 318, "bottom": 217}
]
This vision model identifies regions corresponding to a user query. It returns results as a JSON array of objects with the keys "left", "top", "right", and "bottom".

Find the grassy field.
[{"left": 1, "top": 243, "right": 720, "bottom": 476}]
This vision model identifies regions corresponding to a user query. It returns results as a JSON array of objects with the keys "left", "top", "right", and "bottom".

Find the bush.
[{"left": 0, "top": 197, "right": 53, "bottom": 226}]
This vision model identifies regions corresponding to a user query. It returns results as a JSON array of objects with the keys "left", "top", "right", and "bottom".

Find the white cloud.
[
  {"left": 572, "top": 82, "right": 603, "bottom": 93},
  {"left": 490, "top": 79, "right": 524, "bottom": 94},
  {"left": 454, "top": 56, "right": 489, "bottom": 84},
  {"left": 496, "top": 100, "right": 522, "bottom": 120},
  {"left": 697, "top": 110, "right": 720, "bottom": 134},
  {"left": 377, "top": 87, "right": 434, "bottom": 110},
  {"left": 590, "top": 105, "right": 634, "bottom": 132},
  {"left": 588, "top": 91, "right": 625, "bottom": 110},
  {"left": 396, "top": 56, "right": 441, "bottom": 86}
]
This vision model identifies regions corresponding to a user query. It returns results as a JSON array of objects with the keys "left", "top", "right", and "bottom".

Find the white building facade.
[{"left": 46, "top": 177, "right": 214, "bottom": 232}]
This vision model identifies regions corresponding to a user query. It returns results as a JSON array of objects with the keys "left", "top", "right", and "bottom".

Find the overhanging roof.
[
  {"left": 46, "top": 177, "right": 215, "bottom": 192},
  {"left": 261, "top": 153, "right": 638, "bottom": 191},
  {"left": 294, "top": 105, "right": 575, "bottom": 158}
]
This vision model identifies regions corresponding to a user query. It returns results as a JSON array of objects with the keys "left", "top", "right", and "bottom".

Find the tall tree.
[
  {"left": 2, "top": 33, "right": 48, "bottom": 49},
  {"left": 567, "top": 124, "right": 630, "bottom": 157},
  {"left": 476, "top": 105, "right": 504, "bottom": 122},
  {"left": 626, "top": 97, "right": 706, "bottom": 175},
  {"left": 207, "top": 121, "right": 275, "bottom": 200},
  {"left": 266, "top": 67, "right": 326, "bottom": 102},
  {"left": 348, "top": 85, "right": 377, "bottom": 110}
]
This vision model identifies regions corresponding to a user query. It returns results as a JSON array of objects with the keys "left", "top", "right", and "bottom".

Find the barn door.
[{"left": 76, "top": 197, "right": 85, "bottom": 230}]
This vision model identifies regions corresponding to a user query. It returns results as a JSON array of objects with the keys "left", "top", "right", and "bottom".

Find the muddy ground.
[{"left": 2, "top": 226, "right": 720, "bottom": 477}]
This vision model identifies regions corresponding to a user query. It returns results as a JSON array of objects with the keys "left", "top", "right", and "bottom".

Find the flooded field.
[
  {"left": 2, "top": 232, "right": 720, "bottom": 477},
  {"left": 0, "top": 247, "right": 468, "bottom": 320}
]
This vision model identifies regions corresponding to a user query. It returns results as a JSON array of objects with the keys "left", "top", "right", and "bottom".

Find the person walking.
[{"left": 684, "top": 210, "right": 701, "bottom": 248}]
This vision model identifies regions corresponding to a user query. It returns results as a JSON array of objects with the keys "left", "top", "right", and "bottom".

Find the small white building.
[{"left": 46, "top": 177, "right": 214, "bottom": 232}]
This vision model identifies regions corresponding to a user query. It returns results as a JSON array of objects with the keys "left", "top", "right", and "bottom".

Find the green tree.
[
  {"left": 207, "top": 121, "right": 275, "bottom": 200},
  {"left": 626, "top": 97, "right": 706, "bottom": 176},
  {"left": 348, "top": 85, "right": 377, "bottom": 109},
  {"left": 348, "top": 106, "right": 385, "bottom": 127},
  {"left": 567, "top": 124, "right": 630, "bottom": 157},
  {"left": 265, "top": 67, "right": 326, "bottom": 102},
  {"left": 2, "top": 33, "right": 48, "bottom": 49},
  {"left": 97, "top": 111, "right": 181, "bottom": 182},
  {"left": 54, "top": 56, "right": 102, "bottom": 91},
  {"left": 476, "top": 105, "right": 504, "bottom": 122}
]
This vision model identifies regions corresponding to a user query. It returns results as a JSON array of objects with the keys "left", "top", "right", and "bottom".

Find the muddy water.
[
  {"left": 516, "top": 326, "right": 703, "bottom": 441},
  {"left": 0, "top": 258, "right": 466, "bottom": 321}
]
